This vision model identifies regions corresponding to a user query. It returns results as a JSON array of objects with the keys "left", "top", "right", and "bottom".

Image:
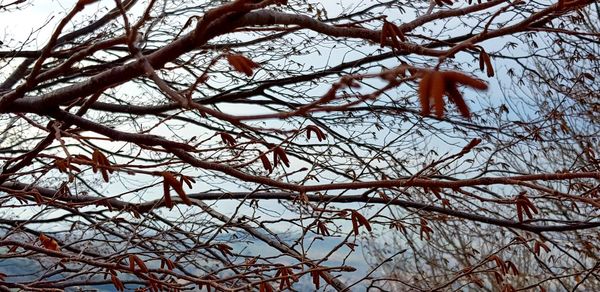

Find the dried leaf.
[
  {"left": 470, "top": 275, "right": 484, "bottom": 287},
  {"left": 445, "top": 81, "right": 471, "bottom": 118},
  {"left": 442, "top": 71, "right": 488, "bottom": 90},
  {"left": 92, "top": 149, "right": 112, "bottom": 181},
  {"left": 489, "top": 255, "right": 506, "bottom": 274},
  {"left": 350, "top": 210, "right": 371, "bottom": 235},
  {"left": 388, "top": 21, "right": 407, "bottom": 42},
  {"left": 111, "top": 274, "right": 125, "bottom": 291},
  {"left": 259, "top": 153, "right": 273, "bottom": 173},
  {"left": 306, "top": 125, "right": 326, "bottom": 141},
  {"left": 379, "top": 21, "right": 390, "bottom": 48},
  {"left": 166, "top": 258, "right": 175, "bottom": 270},
  {"left": 505, "top": 260, "right": 519, "bottom": 275},
  {"left": 517, "top": 203, "right": 524, "bottom": 223},
  {"left": 521, "top": 194, "right": 539, "bottom": 214},
  {"left": 276, "top": 267, "right": 294, "bottom": 290},
  {"left": 493, "top": 271, "right": 504, "bottom": 284},
  {"left": 581, "top": 72, "right": 594, "bottom": 81},
  {"left": 384, "top": 22, "right": 401, "bottom": 51},
  {"left": 311, "top": 270, "right": 321, "bottom": 289},
  {"left": 430, "top": 71, "right": 446, "bottom": 118},
  {"left": 226, "top": 54, "right": 260, "bottom": 77},
  {"left": 351, "top": 213, "right": 360, "bottom": 236},
  {"left": 133, "top": 255, "right": 148, "bottom": 273},
  {"left": 91, "top": 149, "right": 100, "bottom": 173},
  {"left": 259, "top": 282, "right": 274, "bottom": 292},
  {"left": 163, "top": 172, "right": 192, "bottom": 205},
  {"left": 163, "top": 179, "right": 173, "bottom": 209},
  {"left": 482, "top": 51, "right": 495, "bottom": 77},
  {"left": 54, "top": 159, "right": 68, "bottom": 173},
  {"left": 461, "top": 138, "right": 482, "bottom": 153},
  {"left": 316, "top": 220, "right": 331, "bottom": 236},
  {"left": 420, "top": 219, "right": 433, "bottom": 240},
  {"left": 479, "top": 51, "right": 486, "bottom": 71},
  {"left": 418, "top": 72, "right": 432, "bottom": 116},
  {"left": 101, "top": 168, "right": 109, "bottom": 182},
  {"left": 219, "top": 132, "right": 236, "bottom": 147},
  {"left": 273, "top": 147, "right": 290, "bottom": 168},
  {"left": 129, "top": 254, "right": 135, "bottom": 271},
  {"left": 39, "top": 233, "right": 60, "bottom": 251},
  {"left": 180, "top": 175, "right": 196, "bottom": 189},
  {"left": 215, "top": 243, "right": 233, "bottom": 256}
]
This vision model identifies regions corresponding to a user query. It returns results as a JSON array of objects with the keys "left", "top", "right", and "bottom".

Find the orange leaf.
[
  {"left": 493, "top": 271, "right": 504, "bottom": 284},
  {"left": 111, "top": 274, "right": 125, "bottom": 291},
  {"left": 418, "top": 72, "right": 432, "bottom": 116},
  {"left": 306, "top": 125, "right": 326, "bottom": 141},
  {"left": 101, "top": 168, "right": 109, "bottom": 182},
  {"left": 166, "top": 258, "right": 175, "bottom": 270},
  {"left": 259, "top": 153, "right": 273, "bottom": 173},
  {"left": 316, "top": 220, "right": 331, "bottom": 236},
  {"left": 54, "top": 159, "right": 69, "bottom": 173},
  {"left": 91, "top": 149, "right": 100, "bottom": 173},
  {"left": 226, "top": 54, "right": 260, "bottom": 77},
  {"left": 219, "top": 132, "right": 236, "bottom": 147},
  {"left": 180, "top": 175, "right": 196, "bottom": 189},
  {"left": 384, "top": 22, "right": 401, "bottom": 51},
  {"left": 461, "top": 138, "right": 481, "bottom": 153},
  {"left": 163, "top": 172, "right": 192, "bottom": 205},
  {"left": 128, "top": 254, "right": 135, "bottom": 271},
  {"left": 489, "top": 255, "right": 506, "bottom": 274},
  {"left": 505, "top": 260, "right": 519, "bottom": 275},
  {"left": 133, "top": 254, "right": 149, "bottom": 273},
  {"left": 442, "top": 71, "right": 488, "bottom": 90},
  {"left": 479, "top": 51, "right": 486, "bottom": 71},
  {"left": 482, "top": 51, "right": 495, "bottom": 77},
  {"left": 92, "top": 149, "right": 112, "bottom": 181},
  {"left": 273, "top": 147, "right": 290, "bottom": 168},
  {"left": 355, "top": 211, "right": 372, "bottom": 232},
  {"left": 420, "top": 219, "right": 433, "bottom": 240},
  {"left": 215, "top": 243, "right": 233, "bottom": 256},
  {"left": 445, "top": 81, "right": 471, "bottom": 118},
  {"left": 388, "top": 21, "right": 407, "bottom": 42},
  {"left": 430, "top": 71, "right": 446, "bottom": 118},
  {"left": 350, "top": 210, "right": 371, "bottom": 235},
  {"left": 163, "top": 179, "right": 173, "bottom": 209},
  {"left": 311, "top": 270, "right": 320, "bottom": 289},
  {"left": 351, "top": 213, "right": 360, "bottom": 236},
  {"left": 39, "top": 233, "right": 60, "bottom": 251},
  {"left": 516, "top": 202, "right": 524, "bottom": 223},
  {"left": 259, "top": 282, "right": 274, "bottom": 292},
  {"left": 93, "top": 149, "right": 112, "bottom": 171},
  {"left": 379, "top": 21, "right": 390, "bottom": 48}
]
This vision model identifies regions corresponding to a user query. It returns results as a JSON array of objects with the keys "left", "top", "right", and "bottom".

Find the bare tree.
[
  {"left": 0, "top": 0, "right": 598, "bottom": 291},
  {"left": 365, "top": 4, "right": 600, "bottom": 291}
]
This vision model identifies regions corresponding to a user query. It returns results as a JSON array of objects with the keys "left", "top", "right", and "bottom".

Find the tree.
[{"left": 0, "top": 0, "right": 598, "bottom": 291}]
